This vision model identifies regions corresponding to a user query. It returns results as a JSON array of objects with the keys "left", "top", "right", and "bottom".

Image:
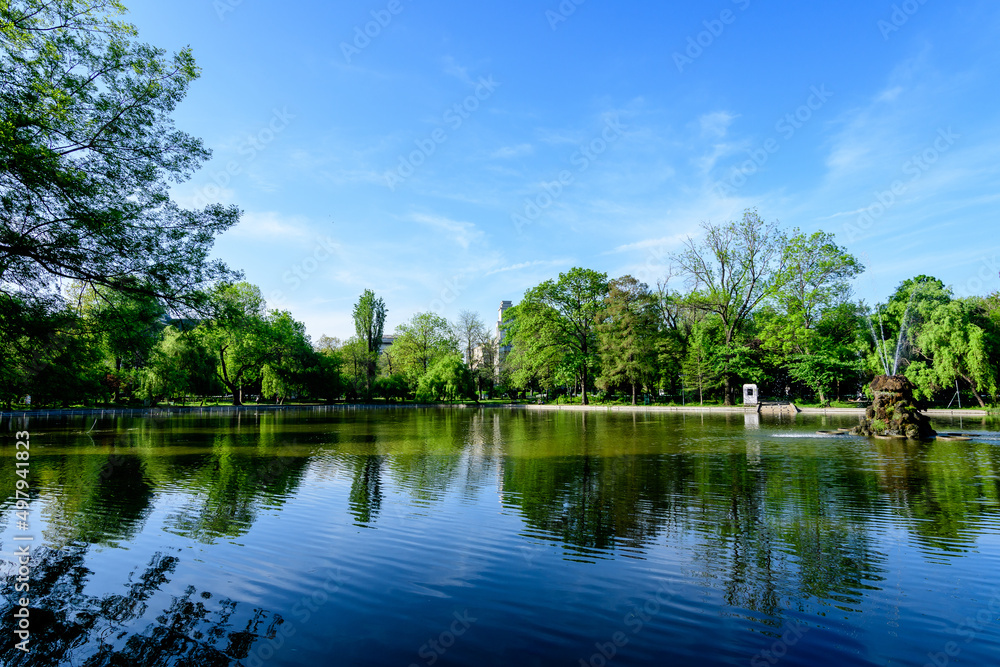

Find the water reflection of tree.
[
  {"left": 349, "top": 455, "right": 384, "bottom": 525},
  {"left": 873, "top": 438, "right": 1000, "bottom": 552},
  {"left": 501, "top": 453, "right": 688, "bottom": 556},
  {"left": 498, "top": 413, "right": 898, "bottom": 618},
  {"left": 0, "top": 546, "right": 282, "bottom": 666},
  {"left": 162, "top": 417, "right": 311, "bottom": 542},
  {"left": 43, "top": 453, "right": 156, "bottom": 547}
]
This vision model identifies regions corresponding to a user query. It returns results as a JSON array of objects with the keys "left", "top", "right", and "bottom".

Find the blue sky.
[{"left": 128, "top": 0, "right": 1000, "bottom": 340}]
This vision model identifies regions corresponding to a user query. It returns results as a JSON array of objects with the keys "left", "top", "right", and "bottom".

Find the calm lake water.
[{"left": 2, "top": 407, "right": 1000, "bottom": 666}]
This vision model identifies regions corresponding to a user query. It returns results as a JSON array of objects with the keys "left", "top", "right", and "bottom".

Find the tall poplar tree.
[{"left": 352, "top": 289, "right": 386, "bottom": 398}]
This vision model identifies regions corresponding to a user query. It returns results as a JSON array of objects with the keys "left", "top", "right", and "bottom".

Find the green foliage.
[
  {"left": 415, "top": 355, "right": 474, "bottom": 402},
  {"left": 680, "top": 316, "right": 723, "bottom": 404},
  {"left": 0, "top": 0, "right": 238, "bottom": 308},
  {"left": 595, "top": 276, "right": 659, "bottom": 404},
  {"left": 504, "top": 267, "right": 608, "bottom": 404},
  {"left": 139, "top": 326, "right": 202, "bottom": 404},
  {"left": 352, "top": 289, "right": 386, "bottom": 399},
  {"left": 673, "top": 209, "right": 787, "bottom": 404},
  {"left": 0, "top": 296, "right": 104, "bottom": 408},
  {"left": 375, "top": 373, "right": 409, "bottom": 401},
  {"left": 913, "top": 298, "right": 999, "bottom": 406},
  {"left": 777, "top": 230, "right": 864, "bottom": 329},
  {"left": 392, "top": 312, "right": 458, "bottom": 384}
]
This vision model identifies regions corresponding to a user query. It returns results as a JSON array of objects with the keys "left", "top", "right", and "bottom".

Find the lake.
[{"left": 2, "top": 407, "right": 1000, "bottom": 666}]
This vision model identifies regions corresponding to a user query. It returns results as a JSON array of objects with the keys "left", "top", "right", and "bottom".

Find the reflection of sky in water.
[{"left": 1, "top": 409, "right": 999, "bottom": 666}]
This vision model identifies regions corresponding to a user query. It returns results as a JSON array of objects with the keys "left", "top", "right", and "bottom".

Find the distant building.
[
  {"left": 379, "top": 335, "right": 396, "bottom": 355},
  {"left": 470, "top": 300, "right": 512, "bottom": 375},
  {"left": 495, "top": 300, "right": 512, "bottom": 362}
]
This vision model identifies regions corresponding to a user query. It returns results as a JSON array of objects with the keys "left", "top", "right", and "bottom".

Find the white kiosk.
[{"left": 742, "top": 384, "right": 759, "bottom": 406}]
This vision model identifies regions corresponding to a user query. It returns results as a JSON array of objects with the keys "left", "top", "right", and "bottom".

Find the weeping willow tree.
[{"left": 910, "top": 299, "right": 1000, "bottom": 407}]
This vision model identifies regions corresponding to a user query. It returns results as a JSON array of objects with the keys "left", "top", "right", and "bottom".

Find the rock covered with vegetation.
[{"left": 852, "top": 375, "right": 936, "bottom": 439}]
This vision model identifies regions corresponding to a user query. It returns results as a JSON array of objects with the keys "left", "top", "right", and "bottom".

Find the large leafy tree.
[
  {"left": 199, "top": 282, "right": 269, "bottom": 405},
  {"left": 69, "top": 284, "right": 166, "bottom": 400},
  {"left": 352, "top": 289, "right": 386, "bottom": 399},
  {"left": 0, "top": 0, "right": 239, "bottom": 311},
  {"left": 596, "top": 275, "right": 659, "bottom": 404},
  {"left": 866, "top": 276, "right": 951, "bottom": 377},
  {"left": 758, "top": 231, "right": 864, "bottom": 403},
  {"left": 910, "top": 299, "right": 999, "bottom": 407},
  {"left": 673, "top": 209, "right": 787, "bottom": 404},
  {"left": 260, "top": 310, "right": 316, "bottom": 404},
  {"left": 506, "top": 267, "right": 608, "bottom": 405},
  {"left": 778, "top": 231, "right": 864, "bottom": 330},
  {"left": 415, "top": 354, "right": 475, "bottom": 403},
  {"left": 391, "top": 312, "right": 457, "bottom": 385},
  {"left": 0, "top": 299, "right": 103, "bottom": 408}
]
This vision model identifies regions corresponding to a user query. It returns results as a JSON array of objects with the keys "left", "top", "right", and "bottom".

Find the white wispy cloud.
[
  {"left": 606, "top": 234, "right": 688, "bottom": 255},
  {"left": 491, "top": 143, "right": 534, "bottom": 159},
  {"left": 484, "top": 259, "right": 570, "bottom": 276},
  {"left": 228, "top": 211, "right": 312, "bottom": 241},
  {"left": 409, "top": 213, "right": 485, "bottom": 249},
  {"left": 699, "top": 111, "right": 739, "bottom": 138}
]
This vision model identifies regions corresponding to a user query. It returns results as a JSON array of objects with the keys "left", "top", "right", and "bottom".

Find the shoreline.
[{"left": 1, "top": 403, "right": 990, "bottom": 419}]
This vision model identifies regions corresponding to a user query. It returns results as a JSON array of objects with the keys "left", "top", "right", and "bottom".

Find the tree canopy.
[{"left": 0, "top": 0, "right": 239, "bottom": 313}]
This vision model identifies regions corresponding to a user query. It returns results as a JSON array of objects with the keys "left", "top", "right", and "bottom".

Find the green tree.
[
  {"left": 673, "top": 209, "right": 787, "bottom": 404},
  {"left": 0, "top": 0, "right": 239, "bottom": 309},
  {"left": 506, "top": 268, "right": 608, "bottom": 405},
  {"left": 392, "top": 312, "right": 457, "bottom": 384},
  {"left": 911, "top": 299, "right": 999, "bottom": 407},
  {"left": 681, "top": 316, "right": 723, "bottom": 404},
  {"left": 199, "top": 283, "right": 269, "bottom": 405},
  {"left": 259, "top": 310, "right": 315, "bottom": 404},
  {"left": 73, "top": 285, "right": 166, "bottom": 401},
  {"left": 352, "top": 289, "right": 386, "bottom": 399},
  {"left": 778, "top": 230, "right": 864, "bottom": 330},
  {"left": 415, "top": 355, "right": 475, "bottom": 402},
  {"left": 340, "top": 337, "right": 371, "bottom": 401},
  {"left": 138, "top": 327, "right": 189, "bottom": 405},
  {"left": 0, "top": 300, "right": 103, "bottom": 408},
  {"left": 596, "top": 276, "right": 659, "bottom": 404}
]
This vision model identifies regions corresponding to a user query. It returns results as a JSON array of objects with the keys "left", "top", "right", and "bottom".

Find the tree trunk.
[
  {"left": 631, "top": 383, "right": 637, "bottom": 405},
  {"left": 964, "top": 376, "right": 986, "bottom": 408},
  {"left": 723, "top": 375, "right": 732, "bottom": 406}
]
